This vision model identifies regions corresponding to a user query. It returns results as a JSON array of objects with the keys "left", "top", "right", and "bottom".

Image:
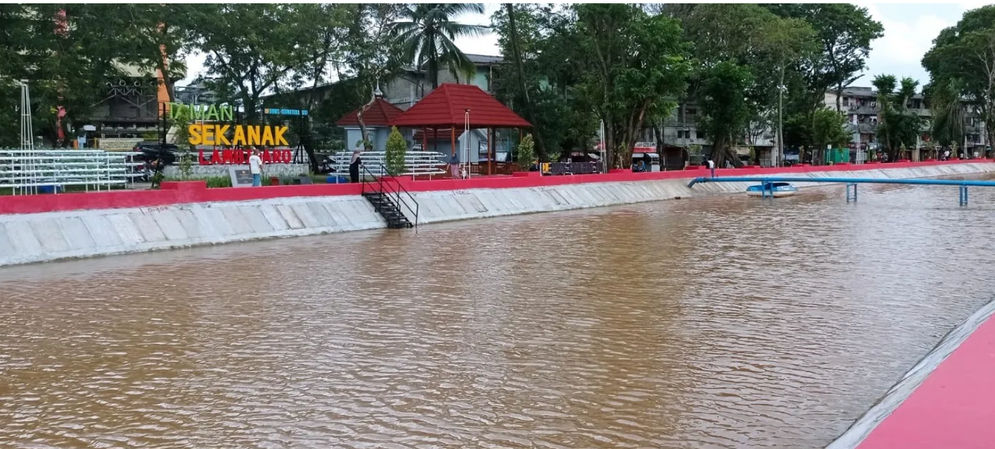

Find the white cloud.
[{"left": 860, "top": 2, "right": 969, "bottom": 86}]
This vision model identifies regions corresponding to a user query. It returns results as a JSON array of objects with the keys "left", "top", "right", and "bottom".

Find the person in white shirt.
[
  {"left": 249, "top": 150, "right": 263, "bottom": 186},
  {"left": 707, "top": 158, "right": 715, "bottom": 178}
]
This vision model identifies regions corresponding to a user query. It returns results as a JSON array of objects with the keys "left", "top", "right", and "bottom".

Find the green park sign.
[{"left": 168, "top": 102, "right": 235, "bottom": 122}]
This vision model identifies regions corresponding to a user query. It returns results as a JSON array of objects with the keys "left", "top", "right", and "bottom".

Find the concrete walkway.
[{"left": 857, "top": 313, "right": 995, "bottom": 449}]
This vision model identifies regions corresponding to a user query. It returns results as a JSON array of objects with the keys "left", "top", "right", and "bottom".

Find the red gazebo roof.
[
  {"left": 335, "top": 98, "right": 404, "bottom": 127},
  {"left": 391, "top": 83, "right": 531, "bottom": 128}
]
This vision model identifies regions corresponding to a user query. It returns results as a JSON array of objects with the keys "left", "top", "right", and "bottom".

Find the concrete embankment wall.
[
  {"left": 409, "top": 162, "right": 995, "bottom": 224},
  {"left": 0, "top": 196, "right": 385, "bottom": 267},
  {"left": 1, "top": 162, "right": 993, "bottom": 267}
]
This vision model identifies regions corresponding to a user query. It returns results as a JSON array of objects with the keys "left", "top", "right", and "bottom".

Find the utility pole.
[{"left": 777, "top": 68, "right": 784, "bottom": 167}]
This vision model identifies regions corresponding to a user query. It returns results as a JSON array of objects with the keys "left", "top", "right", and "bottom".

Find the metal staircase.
[{"left": 360, "top": 163, "right": 419, "bottom": 229}]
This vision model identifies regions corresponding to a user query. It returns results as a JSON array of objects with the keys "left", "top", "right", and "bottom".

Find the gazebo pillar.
[
  {"left": 488, "top": 127, "right": 494, "bottom": 175},
  {"left": 422, "top": 127, "right": 427, "bottom": 152},
  {"left": 450, "top": 127, "right": 456, "bottom": 159}
]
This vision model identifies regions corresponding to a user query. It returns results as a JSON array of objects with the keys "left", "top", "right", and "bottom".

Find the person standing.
[
  {"left": 707, "top": 158, "right": 715, "bottom": 178},
  {"left": 249, "top": 150, "right": 264, "bottom": 186},
  {"left": 349, "top": 149, "right": 362, "bottom": 183}
]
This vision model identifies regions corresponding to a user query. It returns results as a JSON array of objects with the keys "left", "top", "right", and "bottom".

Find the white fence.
[
  {"left": 0, "top": 148, "right": 145, "bottom": 194},
  {"left": 326, "top": 151, "right": 448, "bottom": 178}
]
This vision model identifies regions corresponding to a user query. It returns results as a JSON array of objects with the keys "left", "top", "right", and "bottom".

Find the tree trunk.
[
  {"left": 835, "top": 82, "right": 843, "bottom": 113},
  {"left": 429, "top": 56, "right": 438, "bottom": 89},
  {"left": 505, "top": 3, "right": 546, "bottom": 160}
]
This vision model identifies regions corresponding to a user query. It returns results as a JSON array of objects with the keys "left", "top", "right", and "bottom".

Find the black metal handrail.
[{"left": 360, "top": 163, "right": 420, "bottom": 228}]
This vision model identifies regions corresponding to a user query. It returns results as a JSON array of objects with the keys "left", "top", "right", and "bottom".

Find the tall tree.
[
  {"left": 873, "top": 74, "right": 921, "bottom": 161},
  {"left": 573, "top": 4, "right": 689, "bottom": 168},
  {"left": 767, "top": 4, "right": 884, "bottom": 112},
  {"left": 0, "top": 5, "right": 125, "bottom": 146},
  {"left": 340, "top": 4, "right": 405, "bottom": 151},
  {"left": 107, "top": 5, "right": 208, "bottom": 103},
  {"left": 924, "top": 79, "right": 965, "bottom": 149},
  {"left": 698, "top": 61, "right": 754, "bottom": 167},
  {"left": 753, "top": 16, "right": 817, "bottom": 166},
  {"left": 923, "top": 5, "right": 995, "bottom": 158},
  {"left": 498, "top": 3, "right": 547, "bottom": 157},
  {"left": 195, "top": 4, "right": 318, "bottom": 122},
  {"left": 391, "top": 3, "right": 487, "bottom": 89}
]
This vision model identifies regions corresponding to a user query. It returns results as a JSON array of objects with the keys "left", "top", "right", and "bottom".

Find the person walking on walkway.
[
  {"left": 349, "top": 149, "right": 362, "bottom": 183},
  {"left": 249, "top": 150, "right": 264, "bottom": 186},
  {"left": 707, "top": 158, "right": 715, "bottom": 178}
]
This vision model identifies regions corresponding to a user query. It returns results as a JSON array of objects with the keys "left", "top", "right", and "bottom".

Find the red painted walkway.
[
  {"left": 0, "top": 159, "right": 988, "bottom": 215},
  {"left": 857, "top": 313, "right": 995, "bottom": 449}
]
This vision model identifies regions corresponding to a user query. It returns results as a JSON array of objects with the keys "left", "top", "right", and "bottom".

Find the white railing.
[
  {"left": 325, "top": 151, "right": 448, "bottom": 178},
  {"left": 0, "top": 148, "right": 142, "bottom": 194}
]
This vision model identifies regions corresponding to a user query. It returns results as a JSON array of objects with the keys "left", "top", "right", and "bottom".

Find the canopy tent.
[{"left": 390, "top": 83, "right": 531, "bottom": 175}]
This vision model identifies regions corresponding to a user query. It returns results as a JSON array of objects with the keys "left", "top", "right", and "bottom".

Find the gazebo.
[
  {"left": 390, "top": 83, "right": 531, "bottom": 175},
  {"left": 335, "top": 96, "right": 404, "bottom": 151}
]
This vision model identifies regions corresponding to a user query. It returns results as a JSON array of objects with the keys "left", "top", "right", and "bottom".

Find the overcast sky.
[{"left": 180, "top": 2, "right": 989, "bottom": 91}]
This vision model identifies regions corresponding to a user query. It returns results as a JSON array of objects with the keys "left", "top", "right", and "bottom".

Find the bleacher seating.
[
  {"left": 0, "top": 148, "right": 142, "bottom": 193},
  {"left": 325, "top": 151, "right": 448, "bottom": 178}
]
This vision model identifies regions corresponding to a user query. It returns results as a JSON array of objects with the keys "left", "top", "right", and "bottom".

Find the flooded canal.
[{"left": 2, "top": 181, "right": 994, "bottom": 448}]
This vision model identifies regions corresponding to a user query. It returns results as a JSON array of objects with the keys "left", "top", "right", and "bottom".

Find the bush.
[
  {"left": 205, "top": 176, "right": 232, "bottom": 188},
  {"left": 385, "top": 126, "right": 407, "bottom": 176},
  {"left": 516, "top": 133, "right": 536, "bottom": 170}
]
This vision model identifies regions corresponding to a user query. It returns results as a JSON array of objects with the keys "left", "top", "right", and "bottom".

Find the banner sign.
[
  {"left": 172, "top": 102, "right": 297, "bottom": 166},
  {"left": 264, "top": 108, "right": 308, "bottom": 116}
]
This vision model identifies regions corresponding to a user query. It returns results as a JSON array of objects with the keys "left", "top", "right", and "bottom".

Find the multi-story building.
[
  {"left": 643, "top": 100, "right": 777, "bottom": 168},
  {"left": 824, "top": 86, "right": 989, "bottom": 159},
  {"left": 380, "top": 54, "right": 501, "bottom": 109}
]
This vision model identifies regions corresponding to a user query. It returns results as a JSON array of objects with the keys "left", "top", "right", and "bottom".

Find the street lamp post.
[{"left": 464, "top": 108, "right": 470, "bottom": 180}]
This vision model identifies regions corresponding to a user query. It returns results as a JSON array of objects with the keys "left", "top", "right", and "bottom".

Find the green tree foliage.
[
  {"left": 924, "top": 79, "right": 965, "bottom": 148},
  {"left": 573, "top": 4, "right": 690, "bottom": 168},
  {"left": 767, "top": 4, "right": 884, "bottom": 112},
  {"left": 811, "top": 109, "right": 850, "bottom": 163},
  {"left": 664, "top": 4, "right": 818, "bottom": 166},
  {"left": 392, "top": 4, "right": 487, "bottom": 89},
  {"left": 698, "top": 62, "right": 754, "bottom": 166},
  {"left": 341, "top": 4, "right": 405, "bottom": 151},
  {"left": 516, "top": 133, "right": 535, "bottom": 170},
  {"left": 491, "top": 4, "right": 596, "bottom": 161},
  {"left": 873, "top": 75, "right": 922, "bottom": 161},
  {"left": 922, "top": 5, "right": 995, "bottom": 156},
  {"left": 0, "top": 5, "right": 128, "bottom": 146},
  {"left": 385, "top": 126, "right": 407, "bottom": 176},
  {"left": 193, "top": 4, "right": 326, "bottom": 122},
  {"left": 102, "top": 4, "right": 207, "bottom": 102}
]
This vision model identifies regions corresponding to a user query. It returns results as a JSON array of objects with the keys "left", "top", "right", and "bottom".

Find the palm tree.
[{"left": 391, "top": 4, "right": 487, "bottom": 89}]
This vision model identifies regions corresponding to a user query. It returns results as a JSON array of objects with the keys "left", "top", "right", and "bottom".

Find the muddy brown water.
[{"left": 2, "top": 181, "right": 993, "bottom": 448}]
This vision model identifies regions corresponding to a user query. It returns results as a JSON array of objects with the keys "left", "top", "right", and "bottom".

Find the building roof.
[
  {"left": 390, "top": 83, "right": 531, "bottom": 128},
  {"left": 465, "top": 54, "right": 503, "bottom": 65},
  {"left": 335, "top": 97, "right": 404, "bottom": 127}
]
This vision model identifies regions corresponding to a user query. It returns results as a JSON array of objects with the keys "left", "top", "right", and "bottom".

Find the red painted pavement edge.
[
  {"left": 856, "top": 312, "right": 995, "bottom": 449},
  {"left": 0, "top": 159, "right": 987, "bottom": 215}
]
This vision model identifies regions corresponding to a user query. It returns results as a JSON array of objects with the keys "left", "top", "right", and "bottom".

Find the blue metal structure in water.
[{"left": 687, "top": 176, "right": 995, "bottom": 206}]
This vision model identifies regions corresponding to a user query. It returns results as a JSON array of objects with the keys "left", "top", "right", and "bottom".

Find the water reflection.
[{"left": 1, "top": 181, "right": 993, "bottom": 448}]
